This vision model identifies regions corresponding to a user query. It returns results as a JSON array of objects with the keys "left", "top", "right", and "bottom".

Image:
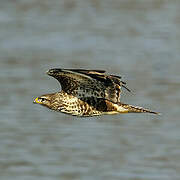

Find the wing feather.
[{"left": 47, "top": 68, "right": 130, "bottom": 103}]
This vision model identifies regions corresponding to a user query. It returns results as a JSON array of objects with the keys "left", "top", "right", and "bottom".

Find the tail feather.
[{"left": 117, "top": 103, "right": 159, "bottom": 115}]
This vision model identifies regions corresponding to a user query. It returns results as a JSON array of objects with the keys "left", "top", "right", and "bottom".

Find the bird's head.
[
  {"left": 33, "top": 95, "right": 52, "bottom": 108},
  {"left": 33, "top": 93, "right": 62, "bottom": 111}
]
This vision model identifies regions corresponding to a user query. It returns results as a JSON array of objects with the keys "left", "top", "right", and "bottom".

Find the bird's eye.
[{"left": 40, "top": 98, "right": 46, "bottom": 102}]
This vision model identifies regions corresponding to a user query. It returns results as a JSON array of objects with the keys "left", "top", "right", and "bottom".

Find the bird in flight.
[{"left": 33, "top": 69, "right": 158, "bottom": 117}]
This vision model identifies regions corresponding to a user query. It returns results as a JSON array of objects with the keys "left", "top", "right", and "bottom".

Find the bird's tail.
[{"left": 117, "top": 102, "right": 159, "bottom": 115}]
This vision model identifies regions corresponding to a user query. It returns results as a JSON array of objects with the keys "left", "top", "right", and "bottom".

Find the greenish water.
[{"left": 0, "top": 0, "right": 180, "bottom": 180}]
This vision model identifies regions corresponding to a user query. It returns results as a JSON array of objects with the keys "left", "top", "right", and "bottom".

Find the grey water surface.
[{"left": 0, "top": 0, "right": 180, "bottom": 180}]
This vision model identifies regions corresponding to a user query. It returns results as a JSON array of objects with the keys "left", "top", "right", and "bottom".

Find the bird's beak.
[{"left": 33, "top": 97, "right": 40, "bottom": 104}]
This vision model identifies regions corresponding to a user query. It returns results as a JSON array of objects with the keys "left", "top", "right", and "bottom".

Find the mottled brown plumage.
[{"left": 33, "top": 69, "right": 158, "bottom": 116}]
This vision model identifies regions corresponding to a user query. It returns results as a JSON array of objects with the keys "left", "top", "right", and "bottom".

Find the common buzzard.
[{"left": 33, "top": 69, "right": 158, "bottom": 116}]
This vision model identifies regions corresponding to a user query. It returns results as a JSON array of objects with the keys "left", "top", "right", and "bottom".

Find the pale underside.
[{"left": 50, "top": 91, "right": 127, "bottom": 116}]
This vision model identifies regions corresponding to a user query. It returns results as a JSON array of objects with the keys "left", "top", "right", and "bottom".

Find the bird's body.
[{"left": 34, "top": 69, "right": 158, "bottom": 116}]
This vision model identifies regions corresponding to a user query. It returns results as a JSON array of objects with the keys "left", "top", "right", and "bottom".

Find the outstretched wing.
[{"left": 46, "top": 68, "right": 130, "bottom": 103}]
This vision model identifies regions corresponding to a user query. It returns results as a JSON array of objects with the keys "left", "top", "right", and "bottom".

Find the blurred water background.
[{"left": 0, "top": 0, "right": 180, "bottom": 180}]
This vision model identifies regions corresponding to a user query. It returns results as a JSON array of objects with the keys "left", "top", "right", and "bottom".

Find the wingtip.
[
  {"left": 46, "top": 69, "right": 53, "bottom": 75},
  {"left": 46, "top": 69, "right": 50, "bottom": 75},
  {"left": 46, "top": 68, "right": 61, "bottom": 76}
]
